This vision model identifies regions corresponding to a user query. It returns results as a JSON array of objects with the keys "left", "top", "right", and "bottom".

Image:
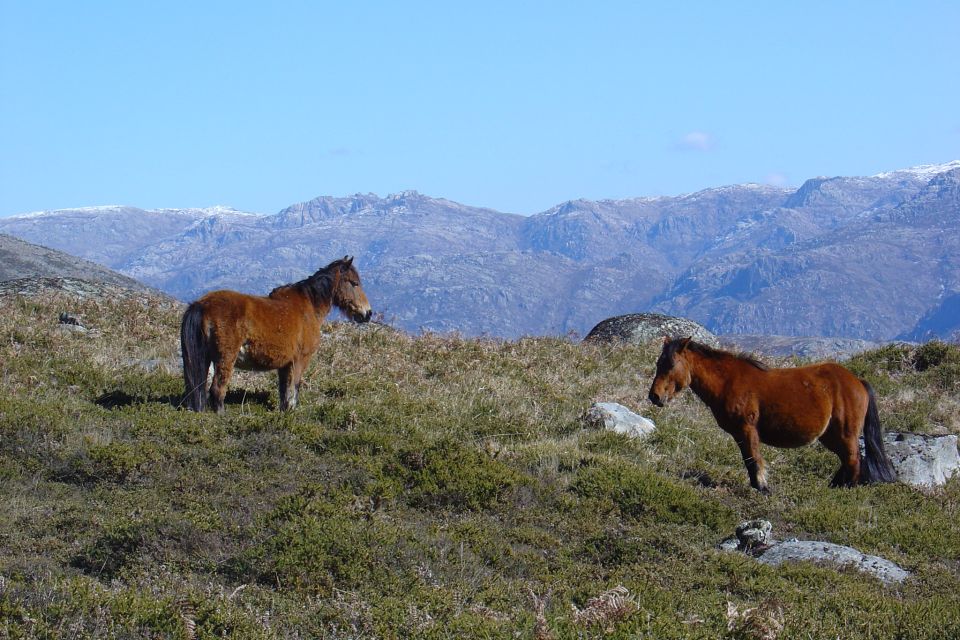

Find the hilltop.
[
  {"left": 0, "top": 285, "right": 958, "bottom": 638},
  {"left": 0, "top": 233, "right": 159, "bottom": 294}
]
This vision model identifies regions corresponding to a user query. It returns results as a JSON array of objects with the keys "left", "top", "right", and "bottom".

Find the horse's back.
[
  {"left": 762, "top": 361, "right": 860, "bottom": 394},
  {"left": 197, "top": 289, "right": 304, "bottom": 325}
]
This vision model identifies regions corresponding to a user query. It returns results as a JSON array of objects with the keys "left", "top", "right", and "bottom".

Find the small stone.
[
  {"left": 123, "top": 358, "right": 180, "bottom": 375},
  {"left": 583, "top": 402, "right": 655, "bottom": 439},
  {"left": 718, "top": 536, "right": 740, "bottom": 553},
  {"left": 58, "top": 312, "right": 85, "bottom": 327},
  {"left": 736, "top": 519, "right": 774, "bottom": 550}
]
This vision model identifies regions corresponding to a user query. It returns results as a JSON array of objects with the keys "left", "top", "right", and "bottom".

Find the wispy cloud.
[
  {"left": 328, "top": 147, "right": 353, "bottom": 157},
  {"left": 764, "top": 172, "right": 789, "bottom": 187},
  {"left": 676, "top": 131, "right": 716, "bottom": 152}
]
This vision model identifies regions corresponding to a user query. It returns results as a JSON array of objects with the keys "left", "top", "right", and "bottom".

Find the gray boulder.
[
  {"left": 719, "top": 520, "right": 910, "bottom": 584},
  {"left": 583, "top": 313, "right": 720, "bottom": 347},
  {"left": 757, "top": 540, "right": 910, "bottom": 585},
  {"left": 583, "top": 402, "right": 655, "bottom": 439},
  {"left": 884, "top": 432, "right": 960, "bottom": 488}
]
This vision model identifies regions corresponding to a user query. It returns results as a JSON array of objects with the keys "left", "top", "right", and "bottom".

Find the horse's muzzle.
[
  {"left": 648, "top": 390, "right": 664, "bottom": 407},
  {"left": 354, "top": 309, "right": 372, "bottom": 323}
]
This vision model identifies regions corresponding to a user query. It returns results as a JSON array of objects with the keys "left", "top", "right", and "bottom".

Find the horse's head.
[
  {"left": 648, "top": 336, "right": 693, "bottom": 407},
  {"left": 332, "top": 256, "right": 373, "bottom": 323}
]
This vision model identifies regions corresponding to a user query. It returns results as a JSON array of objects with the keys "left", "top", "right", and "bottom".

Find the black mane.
[
  {"left": 270, "top": 258, "right": 350, "bottom": 307},
  {"left": 663, "top": 338, "right": 769, "bottom": 371}
]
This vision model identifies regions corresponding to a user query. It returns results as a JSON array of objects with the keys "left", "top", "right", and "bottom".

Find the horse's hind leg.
[
  {"left": 208, "top": 358, "right": 235, "bottom": 414},
  {"left": 278, "top": 364, "right": 298, "bottom": 411},
  {"left": 819, "top": 422, "right": 861, "bottom": 487}
]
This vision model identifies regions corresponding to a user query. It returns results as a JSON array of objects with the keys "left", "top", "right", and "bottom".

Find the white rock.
[
  {"left": 583, "top": 402, "right": 655, "bottom": 439},
  {"left": 884, "top": 432, "right": 960, "bottom": 488}
]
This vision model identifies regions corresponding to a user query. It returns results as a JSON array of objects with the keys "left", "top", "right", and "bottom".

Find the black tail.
[
  {"left": 180, "top": 303, "right": 209, "bottom": 412},
  {"left": 859, "top": 380, "right": 897, "bottom": 483}
]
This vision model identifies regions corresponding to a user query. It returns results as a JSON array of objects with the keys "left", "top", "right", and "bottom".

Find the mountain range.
[{"left": 2, "top": 161, "right": 959, "bottom": 340}]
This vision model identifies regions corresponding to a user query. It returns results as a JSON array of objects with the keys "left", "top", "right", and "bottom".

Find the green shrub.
[
  {"left": 64, "top": 441, "right": 152, "bottom": 484},
  {"left": 72, "top": 517, "right": 154, "bottom": 580},
  {"left": 234, "top": 490, "right": 403, "bottom": 596},
  {"left": 912, "top": 340, "right": 952, "bottom": 372},
  {"left": 399, "top": 438, "right": 527, "bottom": 511},
  {"left": 571, "top": 462, "right": 733, "bottom": 529}
]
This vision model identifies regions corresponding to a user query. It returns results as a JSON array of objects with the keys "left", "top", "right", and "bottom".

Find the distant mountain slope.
[
  {"left": 0, "top": 205, "right": 259, "bottom": 268},
  {"left": 1, "top": 161, "right": 958, "bottom": 339},
  {"left": 0, "top": 233, "right": 156, "bottom": 293},
  {"left": 655, "top": 167, "right": 960, "bottom": 340}
]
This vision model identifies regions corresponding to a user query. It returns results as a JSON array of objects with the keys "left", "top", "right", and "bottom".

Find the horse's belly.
[
  {"left": 234, "top": 342, "right": 276, "bottom": 371},
  {"left": 757, "top": 410, "right": 827, "bottom": 448}
]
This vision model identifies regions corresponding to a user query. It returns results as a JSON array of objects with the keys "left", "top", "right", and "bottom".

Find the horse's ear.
[
  {"left": 679, "top": 336, "right": 693, "bottom": 352},
  {"left": 342, "top": 255, "right": 353, "bottom": 269}
]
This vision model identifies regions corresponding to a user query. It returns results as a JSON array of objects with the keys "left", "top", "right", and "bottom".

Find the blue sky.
[{"left": 2, "top": 1, "right": 958, "bottom": 216}]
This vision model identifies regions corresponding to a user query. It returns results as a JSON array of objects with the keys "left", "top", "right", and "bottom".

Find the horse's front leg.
[
  {"left": 278, "top": 363, "right": 304, "bottom": 411},
  {"left": 729, "top": 423, "right": 770, "bottom": 494},
  {"left": 819, "top": 422, "right": 861, "bottom": 488},
  {"left": 278, "top": 356, "right": 312, "bottom": 411}
]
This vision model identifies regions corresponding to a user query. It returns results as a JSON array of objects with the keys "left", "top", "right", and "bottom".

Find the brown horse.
[
  {"left": 648, "top": 337, "right": 896, "bottom": 492},
  {"left": 180, "top": 256, "right": 372, "bottom": 412}
]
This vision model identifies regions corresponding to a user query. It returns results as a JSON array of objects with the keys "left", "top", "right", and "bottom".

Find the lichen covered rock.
[
  {"left": 583, "top": 313, "right": 719, "bottom": 347},
  {"left": 884, "top": 432, "right": 960, "bottom": 488}
]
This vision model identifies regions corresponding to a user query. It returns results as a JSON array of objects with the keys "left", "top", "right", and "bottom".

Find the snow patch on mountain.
[{"left": 872, "top": 160, "right": 960, "bottom": 181}]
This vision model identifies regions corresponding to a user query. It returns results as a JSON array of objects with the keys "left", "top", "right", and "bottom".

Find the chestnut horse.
[
  {"left": 648, "top": 338, "right": 896, "bottom": 492},
  {"left": 180, "top": 256, "right": 372, "bottom": 412}
]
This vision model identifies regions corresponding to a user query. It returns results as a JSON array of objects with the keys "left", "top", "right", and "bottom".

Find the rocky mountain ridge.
[{"left": 2, "top": 161, "right": 958, "bottom": 339}]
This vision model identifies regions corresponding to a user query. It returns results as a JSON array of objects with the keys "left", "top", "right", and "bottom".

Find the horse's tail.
[
  {"left": 180, "top": 302, "right": 209, "bottom": 412},
  {"left": 859, "top": 379, "right": 897, "bottom": 484}
]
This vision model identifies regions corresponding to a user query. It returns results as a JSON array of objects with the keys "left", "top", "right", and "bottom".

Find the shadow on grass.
[
  {"left": 95, "top": 388, "right": 273, "bottom": 410},
  {"left": 680, "top": 469, "right": 717, "bottom": 488}
]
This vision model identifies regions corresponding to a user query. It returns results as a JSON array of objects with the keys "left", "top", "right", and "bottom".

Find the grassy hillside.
[{"left": 0, "top": 289, "right": 958, "bottom": 639}]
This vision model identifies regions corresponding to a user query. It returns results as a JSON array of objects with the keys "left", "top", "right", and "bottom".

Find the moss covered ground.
[{"left": 0, "top": 291, "right": 958, "bottom": 638}]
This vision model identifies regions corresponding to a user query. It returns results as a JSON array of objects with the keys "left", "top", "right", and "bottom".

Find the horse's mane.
[
  {"left": 269, "top": 258, "right": 351, "bottom": 307},
  {"left": 665, "top": 338, "right": 770, "bottom": 372}
]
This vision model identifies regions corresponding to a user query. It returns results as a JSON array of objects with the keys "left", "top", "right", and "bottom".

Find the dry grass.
[{"left": 725, "top": 599, "right": 785, "bottom": 640}]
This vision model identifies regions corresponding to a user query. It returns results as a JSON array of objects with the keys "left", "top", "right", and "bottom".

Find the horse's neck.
[
  {"left": 313, "top": 271, "right": 339, "bottom": 317},
  {"left": 272, "top": 285, "right": 333, "bottom": 319},
  {"left": 686, "top": 352, "right": 730, "bottom": 409}
]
